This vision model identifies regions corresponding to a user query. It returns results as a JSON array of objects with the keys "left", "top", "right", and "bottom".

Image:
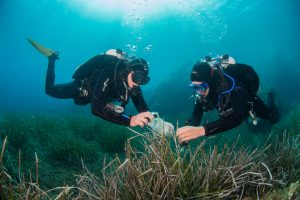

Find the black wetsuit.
[
  {"left": 189, "top": 77, "right": 277, "bottom": 136},
  {"left": 45, "top": 54, "right": 149, "bottom": 126}
]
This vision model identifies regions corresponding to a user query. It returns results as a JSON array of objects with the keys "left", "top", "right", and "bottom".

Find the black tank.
[
  {"left": 72, "top": 54, "right": 122, "bottom": 80},
  {"left": 224, "top": 63, "right": 259, "bottom": 95}
]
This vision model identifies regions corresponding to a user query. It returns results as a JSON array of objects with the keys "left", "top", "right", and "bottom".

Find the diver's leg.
[
  {"left": 46, "top": 54, "right": 80, "bottom": 99},
  {"left": 253, "top": 94, "right": 278, "bottom": 124}
]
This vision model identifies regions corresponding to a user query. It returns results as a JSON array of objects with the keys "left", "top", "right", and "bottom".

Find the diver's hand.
[
  {"left": 130, "top": 112, "right": 154, "bottom": 128},
  {"left": 176, "top": 126, "right": 205, "bottom": 145}
]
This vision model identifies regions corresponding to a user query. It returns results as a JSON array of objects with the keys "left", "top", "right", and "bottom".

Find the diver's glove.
[{"left": 148, "top": 112, "right": 174, "bottom": 137}]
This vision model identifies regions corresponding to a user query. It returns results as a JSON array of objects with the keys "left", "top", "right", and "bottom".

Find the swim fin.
[{"left": 27, "top": 38, "right": 55, "bottom": 57}]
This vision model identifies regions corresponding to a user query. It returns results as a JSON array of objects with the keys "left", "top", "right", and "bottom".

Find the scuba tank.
[
  {"left": 204, "top": 55, "right": 259, "bottom": 125},
  {"left": 72, "top": 54, "right": 122, "bottom": 80}
]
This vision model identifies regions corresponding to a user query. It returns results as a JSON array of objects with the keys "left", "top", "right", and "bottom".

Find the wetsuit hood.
[
  {"left": 191, "top": 62, "right": 212, "bottom": 83},
  {"left": 125, "top": 57, "right": 150, "bottom": 85},
  {"left": 191, "top": 61, "right": 222, "bottom": 103},
  {"left": 191, "top": 62, "right": 220, "bottom": 89}
]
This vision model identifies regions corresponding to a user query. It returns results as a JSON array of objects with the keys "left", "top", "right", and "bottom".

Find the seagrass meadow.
[
  {"left": 1, "top": 0, "right": 300, "bottom": 199},
  {"left": 0, "top": 104, "right": 300, "bottom": 199}
]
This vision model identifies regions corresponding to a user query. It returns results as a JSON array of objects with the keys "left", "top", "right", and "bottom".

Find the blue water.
[{"left": 0, "top": 0, "right": 299, "bottom": 112}]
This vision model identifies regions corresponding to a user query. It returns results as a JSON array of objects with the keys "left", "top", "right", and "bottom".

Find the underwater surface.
[{"left": 0, "top": 0, "right": 300, "bottom": 198}]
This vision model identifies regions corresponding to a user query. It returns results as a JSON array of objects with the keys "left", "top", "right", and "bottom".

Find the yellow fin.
[{"left": 27, "top": 38, "right": 55, "bottom": 57}]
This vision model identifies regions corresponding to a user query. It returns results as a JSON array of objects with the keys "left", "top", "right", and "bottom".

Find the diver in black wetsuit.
[
  {"left": 176, "top": 55, "right": 279, "bottom": 145},
  {"left": 46, "top": 49, "right": 154, "bottom": 127}
]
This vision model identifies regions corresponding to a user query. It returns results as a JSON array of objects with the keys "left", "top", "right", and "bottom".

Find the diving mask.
[
  {"left": 189, "top": 82, "right": 209, "bottom": 97},
  {"left": 132, "top": 70, "right": 150, "bottom": 85}
]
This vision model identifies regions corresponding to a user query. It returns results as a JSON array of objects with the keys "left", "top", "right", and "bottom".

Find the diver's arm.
[
  {"left": 91, "top": 73, "right": 131, "bottom": 126},
  {"left": 189, "top": 101, "right": 204, "bottom": 126},
  {"left": 203, "top": 113, "right": 244, "bottom": 136},
  {"left": 130, "top": 87, "right": 150, "bottom": 113},
  {"left": 203, "top": 87, "right": 248, "bottom": 136}
]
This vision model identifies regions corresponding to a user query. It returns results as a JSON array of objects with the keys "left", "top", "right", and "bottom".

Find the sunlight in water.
[
  {"left": 62, "top": 0, "right": 224, "bottom": 24},
  {"left": 61, "top": 0, "right": 227, "bottom": 45}
]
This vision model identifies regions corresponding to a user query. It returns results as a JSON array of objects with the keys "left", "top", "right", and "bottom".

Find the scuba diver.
[
  {"left": 45, "top": 48, "right": 154, "bottom": 128},
  {"left": 176, "top": 54, "right": 279, "bottom": 145},
  {"left": 28, "top": 38, "right": 175, "bottom": 134}
]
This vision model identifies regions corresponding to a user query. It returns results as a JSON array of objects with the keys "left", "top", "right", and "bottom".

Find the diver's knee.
[{"left": 45, "top": 88, "right": 59, "bottom": 98}]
